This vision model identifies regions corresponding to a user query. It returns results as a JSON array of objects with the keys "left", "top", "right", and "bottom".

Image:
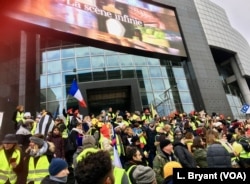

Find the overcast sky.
[{"left": 210, "top": 0, "right": 250, "bottom": 45}]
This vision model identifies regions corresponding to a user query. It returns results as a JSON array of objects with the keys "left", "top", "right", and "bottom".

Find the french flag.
[{"left": 69, "top": 80, "right": 87, "bottom": 108}]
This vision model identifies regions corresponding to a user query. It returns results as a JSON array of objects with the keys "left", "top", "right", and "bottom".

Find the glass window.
[
  {"left": 120, "top": 55, "right": 133, "bottom": 66},
  {"left": 78, "top": 71, "right": 92, "bottom": 82},
  {"left": 122, "top": 69, "right": 135, "bottom": 79},
  {"left": 47, "top": 60, "right": 61, "bottom": 73},
  {"left": 149, "top": 67, "right": 162, "bottom": 78},
  {"left": 133, "top": 55, "right": 147, "bottom": 65},
  {"left": 163, "top": 79, "right": 171, "bottom": 90},
  {"left": 182, "top": 104, "right": 195, "bottom": 115},
  {"left": 139, "top": 79, "right": 152, "bottom": 92},
  {"left": 227, "top": 95, "right": 234, "bottom": 106},
  {"left": 105, "top": 49, "right": 117, "bottom": 55},
  {"left": 77, "top": 57, "right": 91, "bottom": 69},
  {"left": 46, "top": 50, "right": 60, "bottom": 61},
  {"left": 40, "top": 103, "right": 47, "bottom": 112},
  {"left": 151, "top": 79, "right": 165, "bottom": 91},
  {"left": 75, "top": 46, "right": 90, "bottom": 57},
  {"left": 179, "top": 92, "right": 193, "bottom": 103},
  {"left": 64, "top": 73, "right": 76, "bottom": 85},
  {"left": 136, "top": 69, "right": 143, "bottom": 78},
  {"left": 47, "top": 87, "right": 63, "bottom": 101},
  {"left": 62, "top": 58, "right": 75, "bottom": 71},
  {"left": 93, "top": 70, "right": 106, "bottom": 81},
  {"left": 48, "top": 74, "right": 62, "bottom": 87},
  {"left": 143, "top": 93, "right": 154, "bottom": 107},
  {"left": 161, "top": 67, "right": 168, "bottom": 78},
  {"left": 173, "top": 67, "right": 186, "bottom": 78},
  {"left": 40, "top": 75, "right": 47, "bottom": 89},
  {"left": 40, "top": 89, "right": 46, "bottom": 102},
  {"left": 61, "top": 47, "right": 75, "bottom": 58},
  {"left": 177, "top": 80, "right": 189, "bottom": 90},
  {"left": 90, "top": 47, "right": 104, "bottom": 55},
  {"left": 136, "top": 67, "right": 149, "bottom": 78},
  {"left": 91, "top": 56, "right": 105, "bottom": 68},
  {"left": 108, "top": 69, "right": 121, "bottom": 79},
  {"left": 41, "top": 62, "right": 47, "bottom": 74},
  {"left": 154, "top": 93, "right": 164, "bottom": 103},
  {"left": 41, "top": 51, "right": 46, "bottom": 62},
  {"left": 106, "top": 55, "right": 119, "bottom": 67},
  {"left": 47, "top": 101, "right": 61, "bottom": 116},
  {"left": 141, "top": 92, "right": 149, "bottom": 106},
  {"left": 148, "top": 58, "right": 160, "bottom": 66}
]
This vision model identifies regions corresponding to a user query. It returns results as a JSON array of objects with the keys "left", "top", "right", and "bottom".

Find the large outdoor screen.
[{"left": 4, "top": 0, "right": 187, "bottom": 57}]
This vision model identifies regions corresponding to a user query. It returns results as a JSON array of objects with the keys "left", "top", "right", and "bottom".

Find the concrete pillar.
[{"left": 230, "top": 58, "right": 250, "bottom": 104}]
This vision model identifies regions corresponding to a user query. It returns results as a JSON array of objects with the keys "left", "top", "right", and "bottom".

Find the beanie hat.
[
  {"left": 163, "top": 161, "right": 182, "bottom": 178},
  {"left": 160, "top": 139, "right": 172, "bottom": 150},
  {"left": 49, "top": 158, "right": 68, "bottom": 176},
  {"left": 29, "top": 136, "right": 44, "bottom": 147},
  {"left": 132, "top": 165, "right": 155, "bottom": 184},
  {"left": 82, "top": 135, "right": 96, "bottom": 149},
  {"left": 2, "top": 134, "right": 18, "bottom": 144}
]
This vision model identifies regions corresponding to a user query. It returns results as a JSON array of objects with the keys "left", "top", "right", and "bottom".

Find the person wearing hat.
[
  {"left": 0, "top": 134, "right": 23, "bottom": 184},
  {"left": 131, "top": 165, "right": 156, "bottom": 184},
  {"left": 16, "top": 119, "right": 33, "bottom": 152},
  {"left": 74, "top": 135, "right": 98, "bottom": 169},
  {"left": 41, "top": 158, "right": 69, "bottom": 184},
  {"left": 153, "top": 139, "right": 179, "bottom": 184},
  {"left": 162, "top": 161, "right": 182, "bottom": 184},
  {"left": 25, "top": 134, "right": 51, "bottom": 184}
]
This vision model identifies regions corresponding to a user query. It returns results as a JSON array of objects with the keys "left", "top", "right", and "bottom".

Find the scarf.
[{"left": 49, "top": 175, "right": 67, "bottom": 183}]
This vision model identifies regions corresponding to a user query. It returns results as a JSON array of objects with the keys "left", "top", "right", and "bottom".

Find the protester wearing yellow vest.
[
  {"left": 12, "top": 105, "right": 25, "bottom": 130},
  {"left": 25, "top": 135, "right": 50, "bottom": 184},
  {"left": 0, "top": 134, "right": 22, "bottom": 184}
]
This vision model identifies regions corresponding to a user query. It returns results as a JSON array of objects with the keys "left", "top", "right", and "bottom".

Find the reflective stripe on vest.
[
  {"left": 239, "top": 149, "right": 250, "bottom": 158},
  {"left": 126, "top": 165, "right": 136, "bottom": 184},
  {"left": 0, "top": 149, "right": 21, "bottom": 184},
  {"left": 27, "top": 155, "right": 49, "bottom": 184},
  {"left": 76, "top": 147, "right": 99, "bottom": 163}
]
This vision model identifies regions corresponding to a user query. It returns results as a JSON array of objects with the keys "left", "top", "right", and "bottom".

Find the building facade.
[{"left": 0, "top": 0, "right": 249, "bottom": 139}]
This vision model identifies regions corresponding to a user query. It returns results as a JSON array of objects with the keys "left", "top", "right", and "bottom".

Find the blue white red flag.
[{"left": 69, "top": 80, "right": 87, "bottom": 108}]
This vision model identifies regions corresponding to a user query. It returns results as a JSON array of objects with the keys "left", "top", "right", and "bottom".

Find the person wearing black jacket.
[{"left": 173, "top": 134, "right": 197, "bottom": 168}]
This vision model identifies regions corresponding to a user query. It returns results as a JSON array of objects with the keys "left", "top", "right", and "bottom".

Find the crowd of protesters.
[{"left": 1, "top": 104, "right": 250, "bottom": 184}]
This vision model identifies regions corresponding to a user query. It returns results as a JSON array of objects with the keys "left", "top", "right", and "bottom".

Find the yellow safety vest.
[
  {"left": 239, "top": 148, "right": 250, "bottom": 158},
  {"left": 126, "top": 165, "right": 136, "bottom": 184},
  {"left": 61, "top": 122, "right": 69, "bottom": 139},
  {"left": 116, "top": 135, "right": 125, "bottom": 157},
  {"left": 31, "top": 122, "right": 37, "bottom": 135},
  {"left": 114, "top": 167, "right": 127, "bottom": 184},
  {"left": 0, "top": 149, "right": 21, "bottom": 184},
  {"left": 27, "top": 155, "right": 50, "bottom": 184},
  {"left": 76, "top": 147, "right": 99, "bottom": 163},
  {"left": 16, "top": 111, "right": 24, "bottom": 123},
  {"left": 220, "top": 141, "right": 238, "bottom": 162}
]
